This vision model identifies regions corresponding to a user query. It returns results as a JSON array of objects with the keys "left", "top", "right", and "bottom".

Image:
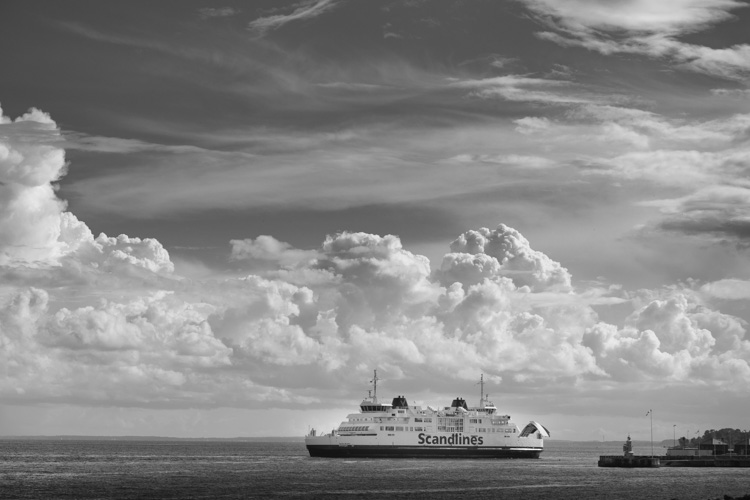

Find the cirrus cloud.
[{"left": 521, "top": 0, "right": 750, "bottom": 81}]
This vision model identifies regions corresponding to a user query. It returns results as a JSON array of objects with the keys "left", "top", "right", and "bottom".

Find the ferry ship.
[{"left": 305, "top": 371, "right": 549, "bottom": 458}]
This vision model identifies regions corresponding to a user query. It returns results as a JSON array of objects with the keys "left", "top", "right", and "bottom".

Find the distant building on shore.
[
  {"left": 666, "top": 446, "right": 710, "bottom": 457},
  {"left": 666, "top": 438, "right": 731, "bottom": 457},
  {"left": 734, "top": 439, "right": 749, "bottom": 455},
  {"left": 700, "top": 438, "right": 729, "bottom": 456}
]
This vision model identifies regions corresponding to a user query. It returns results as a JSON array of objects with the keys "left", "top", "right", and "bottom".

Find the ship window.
[
  {"left": 396, "top": 426, "right": 404, "bottom": 431},
  {"left": 414, "top": 418, "right": 422, "bottom": 422},
  {"left": 385, "top": 426, "right": 394, "bottom": 431},
  {"left": 380, "top": 426, "right": 384, "bottom": 431},
  {"left": 437, "top": 417, "right": 464, "bottom": 433}
]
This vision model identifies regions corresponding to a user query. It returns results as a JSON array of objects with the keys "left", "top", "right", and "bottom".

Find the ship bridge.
[{"left": 359, "top": 401, "right": 391, "bottom": 412}]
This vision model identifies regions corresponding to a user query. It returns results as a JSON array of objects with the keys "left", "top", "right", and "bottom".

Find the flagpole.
[{"left": 645, "top": 409, "right": 654, "bottom": 457}]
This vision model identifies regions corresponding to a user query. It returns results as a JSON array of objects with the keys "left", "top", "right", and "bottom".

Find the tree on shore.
[{"left": 685, "top": 429, "right": 750, "bottom": 447}]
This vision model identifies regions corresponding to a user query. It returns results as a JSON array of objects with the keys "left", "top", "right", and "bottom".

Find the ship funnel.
[
  {"left": 450, "top": 397, "right": 468, "bottom": 410},
  {"left": 391, "top": 395, "right": 409, "bottom": 408}
]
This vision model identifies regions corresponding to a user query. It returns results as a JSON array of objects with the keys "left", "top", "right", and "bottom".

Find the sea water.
[{"left": 0, "top": 439, "right": 747, "bottom": 499}]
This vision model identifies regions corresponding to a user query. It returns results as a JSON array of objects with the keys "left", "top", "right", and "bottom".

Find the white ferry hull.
[
  {"left": 305, "top": 431, "right": 544, "bottom": 459},
  {"left": 306, "top": 443, "right": 542, "bottom": 459}
]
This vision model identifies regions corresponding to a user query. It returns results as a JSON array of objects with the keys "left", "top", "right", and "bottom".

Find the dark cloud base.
[{"left": 657, "top": 215, "right": 750, "bottom": 248}]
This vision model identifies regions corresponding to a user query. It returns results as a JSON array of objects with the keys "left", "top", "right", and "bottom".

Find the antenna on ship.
[
  {"left": 480, "top": 374, "right": 484, "bottom": 406},
  {"left": 370, "top": 369, "right": 379, "bottom": 404},
  {"left": 477, "top": 374, "right": 485, "bottom": 408}
]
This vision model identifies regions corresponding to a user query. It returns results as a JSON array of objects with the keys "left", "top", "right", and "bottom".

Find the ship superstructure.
[{"left": 305, "top": 371, "right": 549, "bottom": 458}]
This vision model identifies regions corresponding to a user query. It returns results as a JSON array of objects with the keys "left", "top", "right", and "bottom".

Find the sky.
[{"left": 1, "top": 0, "right": 750, "bottom": 442}]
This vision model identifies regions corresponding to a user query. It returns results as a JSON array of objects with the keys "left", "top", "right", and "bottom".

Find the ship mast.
[
  {"left": 370, "top": 369, "right": 379, "bottom": 403},
  {"left": 478, "top": 374, "right": 484, "bottom": 408}
]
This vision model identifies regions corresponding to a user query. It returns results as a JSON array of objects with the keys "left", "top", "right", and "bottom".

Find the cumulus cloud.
[
  {"left": 583, "top": 290, "right": 749, "bottom": 383},
  {"left": 440, "top": 225, "right": 572, "bottom": 292},
  {"left": 2, "top": 105, "right": 750, "bottom": 414},
  {"left": 0, "top": 107, "right": 68, "bottom": 265},
  {"left": 230, "top": 235, "right": 318, "bottom": 269},
  {"left": 0, "top": 107, "right": 174, "bottom": 275},
  {"left": 701, "top": 279, "right": 750, "bottom": 301}
]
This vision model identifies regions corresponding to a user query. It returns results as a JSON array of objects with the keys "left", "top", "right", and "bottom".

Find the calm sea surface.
[{"left": 1, "top": 439, "right": 748, "bottom": 499}]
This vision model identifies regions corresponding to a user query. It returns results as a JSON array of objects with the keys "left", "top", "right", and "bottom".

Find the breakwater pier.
[
  {"left": 598, "top": 455, "right": 750, "bottom": 467},
  {"left": 598, "top": 435, "right": 750, "bottom": 467},
  {"left": 598, "top": 455, "right": 660, "bottom": 467},
  {"left": 661, "top": 456, "right": 750, "bottom": 467}
]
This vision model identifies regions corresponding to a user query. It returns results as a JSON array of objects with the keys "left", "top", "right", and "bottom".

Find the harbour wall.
[{"left": 598, "top": 455, "right": 750, "bottom": 468}]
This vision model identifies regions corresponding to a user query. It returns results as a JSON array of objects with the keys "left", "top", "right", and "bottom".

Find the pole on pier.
[{"left": 646, "top": 409, "right": 653, "bottom": 457}]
